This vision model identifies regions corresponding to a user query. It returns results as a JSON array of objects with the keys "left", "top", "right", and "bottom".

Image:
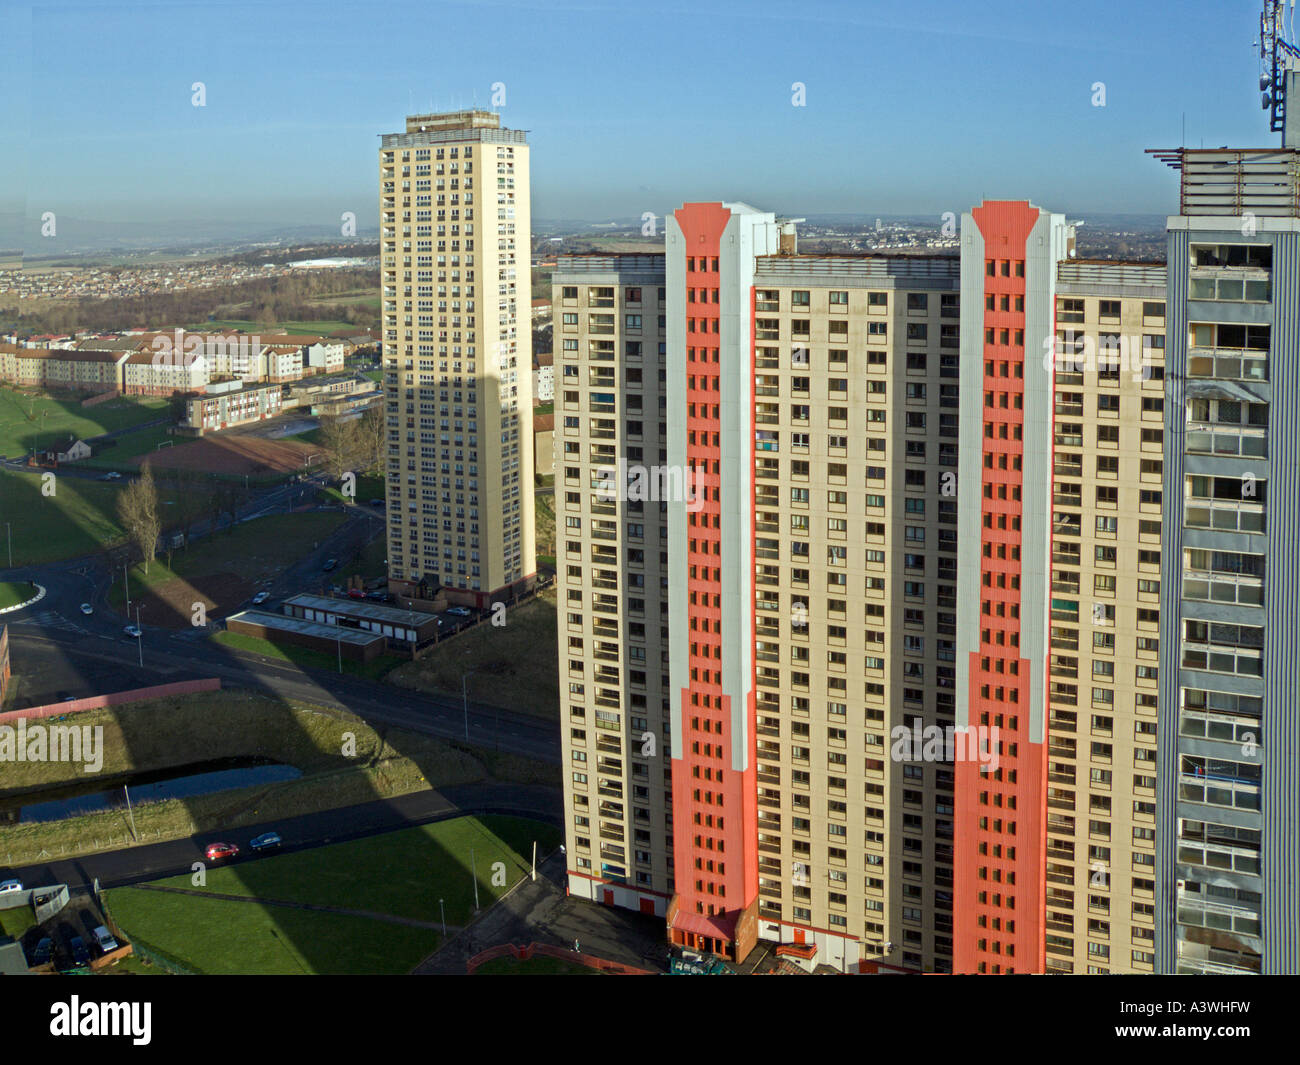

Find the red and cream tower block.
[
  {"left": 954, "top": 201, "right": 1074, "bottom": 973},
  {"left": 663, "top": 203, "right": 782, "bottom": 961}
]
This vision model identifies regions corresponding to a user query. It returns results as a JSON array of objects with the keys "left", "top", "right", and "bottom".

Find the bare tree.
[
  {"left": 117, "top": 462, "right": 162, "bottom": 574},
  {"left": 355, "top": 405, "right": 386, "bottom": 476},
  {"left": 318, "top": 413, "right": 359, "bottom": 484}
]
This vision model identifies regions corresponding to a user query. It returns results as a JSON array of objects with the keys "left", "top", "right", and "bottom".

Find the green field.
[
  {"left": 111, "top": 510, "right": 348, "bottom": 608},
  {"left": 103, "top": 890, "right": 441, "bottom": 975},
  {"left": 193, "top": 319, "right": 356, "bottom": 337},
  {"left": 0, "top": 386, "right": 167, "bottom": 459},
  {"left": 80, "top": 425, "right": 181, "bottom": 469},
  {"left": 318, "top": 474, "right": 385, "bottom": 505},
  {"left": 145, "top": 815, "right": 558, "bottom": 925},
  {"left": 0, "top": 468, "right": 127, "bottom": 564},
  {"left": 103, "top": 815, "right": 559, "bottom": 974}
]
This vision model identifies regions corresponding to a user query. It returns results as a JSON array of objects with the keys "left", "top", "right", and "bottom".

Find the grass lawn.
[
  {"left": 318, "top": 473, "right": 384, "bottom": 505},
  {"left": 0, "top": 689, "right": 486, "bottom": 865},
  {"left": 533, "top": 402, "right": 553, "bottom": 417},
  {"left": 0, "top": 468, "right": 126, "bottom": 564},
  {"left": 109, "top": 510, "right": 348, "bottom": 611},
  {"left": 340, "top": 532, "right": 386, "bottom": 581},
  {"left": 0, "top": 581, "right": 37, "bottom": 609},
  {"left": 0, "top": 386, "right": 167, "bottom": 459},
  {"left": 194, "top": 319, "right": 357, "bottom": 337},
  {"left": 146, "top": 815, "right": 559, "bottom": 927},
  {"left": 534, "top": 491, "right": 555, "bottom": 559},
  {"left": 0, "top": 907, "right": 36, "bottom": 940},
  {"left": 102, "top": 889, "right": 441, "bottom": 975},
  {"left": 387, "top": 588, "right": 559, "bottom": 719},
  {"left": 475, "top": 954, "right": 600, "bottom": 975},
  {"left": 211, "top": 629, "right": 403, "bottom": 682},
  {"left": 81, "top": 425, "right": 181, "bottom": 469}
]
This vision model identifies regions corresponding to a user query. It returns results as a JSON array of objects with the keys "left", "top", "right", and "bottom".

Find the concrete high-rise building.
[
  {"left": 552, "top": 254, "right": 676, "bottom": 914},
  {"left": 1042, "top": 259, "right": 1167, "bottom": 974},
  {"left": 379, "top": 110, "right": 535, "bottom": 606},
  {"left": 1153, "top": 141, "right": 1300, "bottom": 974},
  {"left": 557, "top": 203, "right": 964, "bottom": 973},
  {"left": 954, "top": 204, "right": 1167, "bottom": 975}
]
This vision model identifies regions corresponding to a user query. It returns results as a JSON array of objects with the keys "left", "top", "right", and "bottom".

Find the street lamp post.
[
  {"left": 4, "top": 521, "right": 10, "bottom": 568},
  {"left": 135, "top": 604, "right": 143, "bottom": 667},
  {"left": 461, "top": 668, "right": 479, "bottom": 744}
]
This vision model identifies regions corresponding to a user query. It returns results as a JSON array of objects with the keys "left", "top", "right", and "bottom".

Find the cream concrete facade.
[
  {"left": 1044, "top": 260, "right": 1166, "bottom": 973},
  {"left": 552, "top": 256, "right": 674, "bottom": 912},
  {"left": 380, "top": 111, "right": 535, "bottom": 604},
  {"left": 747, "top": 255, "right": 960, "bottom": 974}
]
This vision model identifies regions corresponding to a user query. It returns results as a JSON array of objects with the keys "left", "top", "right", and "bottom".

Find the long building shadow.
[{"left": 0, "top": 469, "right": 562, "bottom": 975}]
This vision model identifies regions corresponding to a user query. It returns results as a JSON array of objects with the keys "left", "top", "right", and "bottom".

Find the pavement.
[{"left": 414, "top": 849, "right": 671, "bottom": 975}]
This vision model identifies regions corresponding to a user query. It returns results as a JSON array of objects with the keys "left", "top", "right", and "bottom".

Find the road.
[
  {"left": 6, "top": 782, "right": 562, "bottom": 894},
  {"left": 0, "top": 477, "right": 559, "bottom": 764}
]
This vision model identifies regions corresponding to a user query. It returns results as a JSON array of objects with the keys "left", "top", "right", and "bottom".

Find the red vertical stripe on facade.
[
  {"left": 953, "top": 201, "right": 1048, "bottom": 974},
  {"left": 668, "top": 202, "right": 756, "bottom": 957}
]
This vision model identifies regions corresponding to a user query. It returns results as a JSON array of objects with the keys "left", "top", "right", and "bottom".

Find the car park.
[
  {"left": 204, "top": 842, "right": 239, "bottom": 862},
  {"left": 249, "top": 831, "right": 282, "bottom": 852},
  {"left": 92, "top": 926, "right": 119, "bottom": 954},
  {"left": 30, "top": 938, "right": 52, "bottom": 966},
  {"left": 68, "top": 935, "right": 90, "bottom": 966}
]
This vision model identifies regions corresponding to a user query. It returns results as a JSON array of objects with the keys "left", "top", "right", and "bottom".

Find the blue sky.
[{"left": 1, "top": 0, "right": 1289, "bottom": 238}]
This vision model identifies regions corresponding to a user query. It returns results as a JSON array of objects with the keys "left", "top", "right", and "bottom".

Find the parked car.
[
  {"left": 347, "top": 588, "right": 366, "bottom": 599},
  {"left": 204, "top": 842, "right": 239, "bottom": 862},
  {"left": 249, "top": 831, "right": 282, "bottom": 853},
  {"left": 365, "top": 591, "right": 389, "bottom": 602},
  {"left": 67, "top": 935, "right": 90, "bottom": 966},
  {"left": 322, "top": 558, "right": 338, "bottom": 572},
  {"left": 92, "top": 926, "right": 118, "bottom": 954},
  {"left": 251, "top": 591, "right": 270, "bottom": 605},
  {"left": 80, "top": 602, "right": 94, "bottom": 615},
  {"left": 30, "top": 938, "right": 52, "bottom": 966},
  {"left": 368, "top": 498, "right": 385, "bottom": 507},
  {"left": 100, "top": 471, "right": 121, "bottom": 481},
  {"left": 0, "top": 879, "right": 22, "bottom": 897},
  {"left": 123, "top": 624, "right": 141, "bottom": 638},
  {"left": 446, "top": 606, "right": 472, "bottom": 618}
]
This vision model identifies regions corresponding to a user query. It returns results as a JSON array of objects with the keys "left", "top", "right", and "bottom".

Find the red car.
[
  {"left": 347, "top": 588, "right": 366, "bottom": 599},
  {"left": 204, "top": 842, "right": 239, "bottom": 862}
]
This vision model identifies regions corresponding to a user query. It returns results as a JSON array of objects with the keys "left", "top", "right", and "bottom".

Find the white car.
[
  {"left": 0, "top": 879, "right": 22, "bottom": 897},
  {"left": 252, "top": 591, "right": 270, "bottom": 605},
  {"left": 446, "top": 606, "right": 473, "bottom": 618},
  {"left": 80, "top": 603, "right": 93, "bottom": 615},
  {"left": 123, "top": 624, "right": 142, "bottom": 638}
]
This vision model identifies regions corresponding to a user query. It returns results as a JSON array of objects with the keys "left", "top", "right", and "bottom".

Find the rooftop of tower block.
[{"left": 405, "top": 109, "right": 500, "bottom": 133}]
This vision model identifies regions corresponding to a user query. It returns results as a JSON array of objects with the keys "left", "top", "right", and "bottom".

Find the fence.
[
  {"left": 466, "top": 941, "right": 652, "bottom": 975},
  {"left": 0, "top": 677, "right": 220, "bottom": 725}
]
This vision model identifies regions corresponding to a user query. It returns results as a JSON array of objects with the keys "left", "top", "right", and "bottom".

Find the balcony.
[
  {"left": 1187, "top": 349, "right": 1267, "bottom": 381},
  {"left": 1186, "top": 425, "right": 1267, "bottom": 459},
  {"left": 1185, "top": 501, "right": 1265, "bottom": 535},
  {"left": 1182, "top": 571, "right": 1264, "bottom": 607}
]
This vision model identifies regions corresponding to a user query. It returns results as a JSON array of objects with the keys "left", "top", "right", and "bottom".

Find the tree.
[
  {"left": 117, "top": 462, "right": 162, "bottom": 575},
  {"left": 355, "top": 405, "right": 386, "bottom": 476},
  {"left": 318, "top": 413, "right": 360, "bottom": 484}
]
